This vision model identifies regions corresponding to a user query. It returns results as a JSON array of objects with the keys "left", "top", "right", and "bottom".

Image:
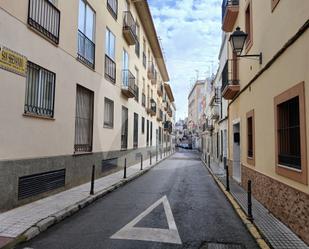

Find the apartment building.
[
  {"left": 221, "top": 0, "right": 309, "bottom": 243},
  {"left": 0, "top": 0, "right": 175, "bottom": 211}
]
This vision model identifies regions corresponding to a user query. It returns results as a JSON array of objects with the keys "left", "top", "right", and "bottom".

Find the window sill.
[
  {"left": 104, "top": 125, "right": 114, "bottom": 129},
  {"left": 277, "top": 164, "right": 302, "bottom": 173},
  {"left": 23, "top": 113, "right": 55, "bottom": 121},
  {"left": 76, "top": 57, "right": 95, "bottom": 71}
]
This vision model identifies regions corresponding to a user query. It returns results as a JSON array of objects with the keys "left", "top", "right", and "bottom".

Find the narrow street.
[{"left": 17, "top": 150, "right": 258, "bottom": 249}]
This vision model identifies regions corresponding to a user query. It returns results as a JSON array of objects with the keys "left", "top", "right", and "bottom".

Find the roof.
[
  {"left": 134, "top": 0, "right": 170, "bottom": 82},
  {"left": 164, "top": 83, "right": 175, "bottom": 102}
]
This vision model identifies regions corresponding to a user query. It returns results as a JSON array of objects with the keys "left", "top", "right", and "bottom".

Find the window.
[
  {"left": 247, "top": 110, "right": 255, "bottom": 165},
  {"left": 245, "top": 1, "right": 253, "bottom": 50},
  {"left": 106, "top": 28, "right": 115, "bottom": 60},
  {"left": 74, "top": 85, "right": 94, "bottom": 153},
  {"left": 28, "top": 0, "right": 60, "bottom": 44},
  {"left": 133, "top": 113, "right": 138, "bottom": 148},
  {"left": 135, "top": 23, "right": 140, "bottom": 57},
  {"left": 105, "top": 28, "right": 116, "bottom": 83},
  {"left": 121, "top": 106, "right": 128, "bottom": 149},
  {"left": 271, "top": 0, "right": 280, "bottom": 12},
  {"left": 142, "top": 38, "right": 146, "bottom": 68},
  {"left": 104, "top": 98, "right": 114, "bottom": 128},
  {"left": 142, "top": 117, "right": 145, "bottom": 134},
  {"left": 134, "top": 68, "right": 139, "bottom": 102},
  {"left": 78, "top": 0, "right": 95, "bottom": 69},
  {"left": 274, "top": 82, "right": 307, "bottom": 184},
  {"left": 146, "top": 120, "right": 149, "bottom": 146},
  {"left": 107, "top": 0, "right": 117, "bottom": 19},
  {"left": 24, "top": 61, "right": 56, "bottom": 118}
]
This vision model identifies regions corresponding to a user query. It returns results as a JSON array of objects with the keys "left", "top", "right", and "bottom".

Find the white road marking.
[{"left": 110, "top": 196, "right": 182, "bottom": 245}]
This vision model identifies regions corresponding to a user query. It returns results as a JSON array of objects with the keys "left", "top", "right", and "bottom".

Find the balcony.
[
  {"left": 221, "top": 59, "right": 240, "bottom": 100},
  {"left": 222, "top": 0, "right": 239, "bottom": 32},
  {"left": 157, "top": 109, "right": 163, "bottom": 122},
  {"left": 167, "top": 107, "right": 172, "bottom": 117},
  {"left": 105, "top": 54, "right": 116, "bottom": 83},
  {"left": 28, "top": 0, "right": 60, "bottom": 44},
  {"left": 164, "top": 121, "right": 173, "bottom": 134},
  {"left": 147, "top": 98, "right": 156, "bottom": 116},
  {"left": 78, "top": 30, "right": 95, "bottom": 69},
  {"left": 211, "top": 105, "right": 220, "bottom": 120},
  {"left": 121, "top": 69, "right": 136, "bottom": 98},
  {"left": 157, "top": 83, "right": 163, "bottom": 97},
  {"left": 148, "top": 61, "right": 155, "bottom": 80},
  {"left": 151, "top": 70, "right": 158, "bottom": 85},
  {"left": 123, "top": 11, "right": 137, "bottom": 45}
]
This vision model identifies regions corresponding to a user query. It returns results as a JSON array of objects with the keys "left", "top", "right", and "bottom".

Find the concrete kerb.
[
  {"left": 1, "top": 152, "right": 175, "bottom": 249},
  {"left": 200, "top": 157, "right": 271, "bottom": 249}
]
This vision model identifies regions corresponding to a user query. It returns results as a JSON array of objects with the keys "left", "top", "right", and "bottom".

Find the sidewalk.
[
  {"left": 204, "top": 158, "right": 308, "bottom": 249},
  {"left": 0, "top": 153, "right": 171, "bottom": 249}
]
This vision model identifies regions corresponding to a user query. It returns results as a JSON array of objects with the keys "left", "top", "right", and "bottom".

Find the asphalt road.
[{"left": 16, "top": 150, "right": 259, "bottom": 249}]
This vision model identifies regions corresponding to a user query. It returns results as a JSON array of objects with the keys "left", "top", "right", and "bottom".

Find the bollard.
[
  {"left": 225, "top": 158, "right": 230, "bottom": 192},
  {"left": 150, "top": 152, "right": 152, "bottom": 165},
  {"left": 205, "top": 153, "right": 207, "bottom": 162},
  {"left": 140, "top": 154, "right": 143, "bottom": 170},
  {"left": 90, "top": 165, "right": 95, "bottom": 195},
  {"left": 123, "top": 158, "right": 127, "bottom": 179},
  {"left": 247, "top": 180, "right": 254, "bottom": 221}
]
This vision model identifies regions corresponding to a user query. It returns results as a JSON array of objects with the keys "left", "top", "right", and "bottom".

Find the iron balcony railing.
[
  {"left": 105, "top": 54, "right": 116, "bottom": 83},
  {"left": 123, "top": 11, "right": 137, "bottom": 39},
  {"left": 28, "top": 0, "right": 60, "bottom": 44},
  {"left": 143, "top": 52, "right": 147, "bottom": 68},
  {"left": 150, "top": 98, "right": 156, "bottom": 113},
  {"left": 221, "top": 59, "right": 239, "bottom": 93},
  {"left": 78, "top": 30, "right": 95, "bottom": 69},
  {"left": 122, "top": 69, "right": 136, "bottom": 93},
  {"left": 222, "top": 0, "right": 239, "bottom": 21}
]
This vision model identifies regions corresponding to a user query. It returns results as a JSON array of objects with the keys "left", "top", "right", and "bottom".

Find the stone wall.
[{"left": 241, "top": 165, "right": 309, "bottom": 245}]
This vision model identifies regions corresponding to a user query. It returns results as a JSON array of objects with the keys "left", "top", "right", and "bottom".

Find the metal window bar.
[
  {"left": 74, "top": 85, "right": 94, "bottom": 153},
  {"left": 105, "top": 54, "right": 116, "bottom": 83},
  {"left": 107, "top": 0, "right": 117, "bottom": 19},
  {"left": 28, "top": 0, "right": 60, "bottom": 44},
  {"left": 25, "top": 61, "right": 55, "bottom": 118},
  {"left": 78, "top": 30, "right": 95, "bottom": 69},
  {"left": 123, "top": 11, "right": 137, "bottom": 39},
  {"left": 277, "top": 97, "right": 301, "bottom": 169}
]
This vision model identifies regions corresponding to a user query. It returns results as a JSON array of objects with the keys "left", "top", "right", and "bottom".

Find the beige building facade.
[
  {"left": 0, "top": 0, "right": 175, "bottom": 211},
  {"left": 221, "top": 0, "right": 309, "bottom": 243}
]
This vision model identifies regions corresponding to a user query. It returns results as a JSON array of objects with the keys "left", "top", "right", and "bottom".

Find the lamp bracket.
[{"left": 237, "top": 52, "right": 262, "bottom": 64}]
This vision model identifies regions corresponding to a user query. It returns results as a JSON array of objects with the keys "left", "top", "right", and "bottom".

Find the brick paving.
[{"left": 206, "top": 158, "right": 309, "bottom": 249}]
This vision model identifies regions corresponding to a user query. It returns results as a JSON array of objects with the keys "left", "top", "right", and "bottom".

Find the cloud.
[{"left": 148, "top": 0, "right": 222, "bottom": 120}]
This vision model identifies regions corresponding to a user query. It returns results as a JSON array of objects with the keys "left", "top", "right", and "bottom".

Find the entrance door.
[{"left": 233, "top": 123, "right": 241, "bottom": 182}]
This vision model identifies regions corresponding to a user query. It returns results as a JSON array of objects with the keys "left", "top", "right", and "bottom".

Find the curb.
[
  {"left": 200, "top": 158, "right": 271, "bottom": 249},
  {"left": 1, "top": 152, "right": 175, "bottom": 249}
]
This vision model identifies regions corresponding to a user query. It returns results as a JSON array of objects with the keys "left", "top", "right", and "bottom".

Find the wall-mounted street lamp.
[{"left": 229, "top": 27, "right": 262, "bottom": 64}]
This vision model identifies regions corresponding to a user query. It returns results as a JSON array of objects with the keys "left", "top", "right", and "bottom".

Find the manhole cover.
[{"left": 200, "top": 242, "right": 244, "bottom": 249}]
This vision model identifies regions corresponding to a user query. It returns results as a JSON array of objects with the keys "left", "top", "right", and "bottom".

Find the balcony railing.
[
  {"left": 167, "top": 107, "right": 172, "bottom": 117},
  {"left": 123, "top": 11, "right": 137, "bottom": 45},
  {"left": 157, "top": 109, "right": 163, "bottom": 121},
  {"left": 221, "top": 59, "right": 240, "bottom": 100},
  {"left": 28, "top": 0, "right": 60, "bottom": 44},
  {"left": 222, "top": 0, "right": 239, "bottom": 32},
  {"left": 78, "top": 30, "right": 95, "bottom": 69},
  {"left": 157, "top": 83, "right": 163, "bottom": 97},
  {"left": 143, "top": 52, "right": 147, "bottom": 68},
  {"left": 164, "top": 121, "right": 173, "bottom": 134},
  {"left": 105, "top": 54, "right": 116, "bottom": 83},
  {"left": 147, "top": 98, "right": 156, "bottom": 116},
  {"left": 121, "top": 69, "right": 136, "bottom": 98},
  {"left": 211, "top": 105, "right": 220, "bottom": 120},
  {"left": 147, "top": 61, "right": 155, "bottom": 80}
]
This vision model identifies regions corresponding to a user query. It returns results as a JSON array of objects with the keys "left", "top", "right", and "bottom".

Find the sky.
[{"left": 148, "top": 0, "right": 222, "bottom": 120}]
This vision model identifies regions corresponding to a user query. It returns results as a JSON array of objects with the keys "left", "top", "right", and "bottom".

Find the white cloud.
[{"left": 148, "top": 0, "right": 222, "bottom": 120}]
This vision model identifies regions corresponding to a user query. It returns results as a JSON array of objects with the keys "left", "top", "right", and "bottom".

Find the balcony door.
[{"left": 122, "top": 49, "right": 129, "bottom": 86}]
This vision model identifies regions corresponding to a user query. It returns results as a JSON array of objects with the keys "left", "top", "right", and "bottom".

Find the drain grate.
[{"left": 200, "top": 242, "right": 244, "bottom": 249}]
